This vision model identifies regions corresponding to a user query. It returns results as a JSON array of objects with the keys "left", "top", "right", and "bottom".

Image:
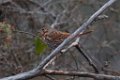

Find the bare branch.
[
  {"left": 50, "top": 10, "right": 66, "bottom": 28},
  {"left": 61, "top": 38, "right": 80, "bottom": 53},
  {"left": 75, "top": 45, "right": 99, "bottom": 73},
  {"left": 43, "top": 69, "right": 120, "bottom": 80}
]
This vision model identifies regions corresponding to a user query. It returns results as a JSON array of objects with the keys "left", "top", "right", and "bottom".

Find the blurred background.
[{"left": 0, "top": 0, "right": 120, "bottom": 80}]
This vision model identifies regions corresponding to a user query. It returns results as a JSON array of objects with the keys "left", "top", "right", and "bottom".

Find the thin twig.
[
  {"left": 50, "top": 10, "right": 66, "bottom": 28},
  {"left": 13, "top": 30, "right": 36, "bottom": 37},
  {"left": 43, "top": 69, "right": 120, "bottom": 80},
  {"left": 75, "top": 45, "right": 99, "bottom": 73}
]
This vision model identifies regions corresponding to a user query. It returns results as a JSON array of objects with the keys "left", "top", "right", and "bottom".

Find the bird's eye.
[{"left": 41, "top": 27, "right": 49, "bottom": 34}]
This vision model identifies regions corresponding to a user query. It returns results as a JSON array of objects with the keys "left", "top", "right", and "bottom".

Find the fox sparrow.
[
  {"left": 39, "top": 27, "right": 92, "bottom": 49},
  {"left": 39, "top": 27, "right": 70, "bottom": 49}
]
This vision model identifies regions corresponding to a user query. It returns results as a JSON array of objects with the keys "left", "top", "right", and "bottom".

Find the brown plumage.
[{"left": 39, "top": 27, "right": 70, "bottom": 48}]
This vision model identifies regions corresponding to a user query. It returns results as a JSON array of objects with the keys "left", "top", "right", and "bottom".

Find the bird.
[
  {"left": 39, "top": 27, "right": 70, "bottom": 49},
  {"left": 39, "top": 27, "right": 93, "bottom": 49}
]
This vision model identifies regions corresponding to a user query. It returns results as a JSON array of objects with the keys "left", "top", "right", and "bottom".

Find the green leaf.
[{"left": 34, "top": 37, "right": 48, "bottom": 55}]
